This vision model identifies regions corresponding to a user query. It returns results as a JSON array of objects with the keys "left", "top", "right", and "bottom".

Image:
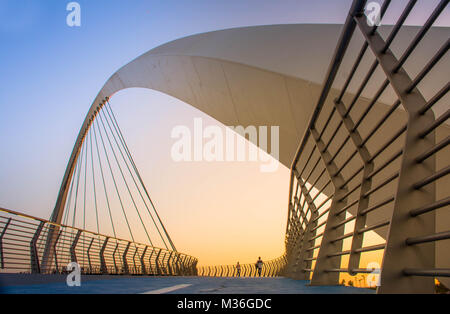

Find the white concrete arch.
[{"left": 49, "top": 24, "right": 449, "bottom": 283}]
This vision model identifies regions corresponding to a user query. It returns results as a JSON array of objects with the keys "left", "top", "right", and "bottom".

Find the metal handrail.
[
  {"left": 0, "top": 207, "right": 198, "bottom": 276},
  {"left": 284, "top": 0, "right": 449, "bottom": 293}
]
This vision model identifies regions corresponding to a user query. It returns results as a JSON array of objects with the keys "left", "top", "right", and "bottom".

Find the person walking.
[
  {"left": 256, "top": 257, "right": 264, "bottom": 277},
  {"left": 236, "top": 262, "right": 241, "bottom": 277}
]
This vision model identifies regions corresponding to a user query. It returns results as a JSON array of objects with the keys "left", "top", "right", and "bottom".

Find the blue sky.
[
  {"left": 0, "top": 0, "right": 448, "bottom": 264},
  {"left": 0, "top": 0, "right": 358, "bottom": 223}
]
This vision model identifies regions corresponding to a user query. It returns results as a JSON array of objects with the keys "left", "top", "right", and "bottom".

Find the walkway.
[{"left": 0, "top": 274, "right": 374, "bottom": 294}]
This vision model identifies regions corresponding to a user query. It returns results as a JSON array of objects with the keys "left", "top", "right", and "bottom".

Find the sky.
[{"left": 0, "top": 0, "right": 448, "bottom": 267}]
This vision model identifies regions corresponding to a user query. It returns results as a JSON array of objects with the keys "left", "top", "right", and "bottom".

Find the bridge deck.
[{"left": 0, "top": 275, "right": 374, "bottom": 294}]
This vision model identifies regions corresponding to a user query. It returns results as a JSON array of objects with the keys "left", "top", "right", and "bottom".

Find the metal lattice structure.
[
  {"left": 284, "top": 0, "right": 449, "bottom": 293},
  {"left": 0, "top": 0, "right": 448, "bottom": 294},
  {"left": 197, "top": 256, "right": 287, "bottom": 278},
  {"left": 0, "top": 207, "right": 197, "bottom": 275}
]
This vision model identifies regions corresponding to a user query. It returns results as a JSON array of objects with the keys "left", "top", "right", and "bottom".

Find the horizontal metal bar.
[
  {"left": 330, "top": 135, "right": 350, "bottom": 165},
  {"left": 403, "top": 268, "right": 450, "bottom": 277},
  {"left": 419, "top": 108, "right": 450, "bottom": 138},
  {"left": 368, "top": 126, "right": 407, "bottom": 163},
  {"left": 339, "top": 166, "right": 364, "bottom": 189},
  {"left": 354, "top": 244, "right": 385, "bottom": 253},
  {"left": 311, "top": 220, "right": 327, "bottom": 232},
  {"left": 344, "top": 60, "right": 379, "bottom": 116},
  {"left": 361, "top": 100, "right": 402, "bottom": 147},
  {"left": 352, "top": 81, "right": 389, "bottom": 132},
  {"left": 410, "top": 196, "right": 450, "bottom": 217},
  {"left": 360, "top": 196, "right": 395, "bottom": 216},
  {"left": 406, "top": 231, "right": 450, "bottom": 245},
  {"left": 318, "top": 108, "right": 336, "bottom": 143},
  {"left": 415, "top": 136, "right": 450, "bottom": 163},
  {"left": 315, "top": 194, "right": 334, "bottom": 213},
  {"left": 335, "top": 199, "right": 359, "bottom": 216},
  {"left": 290, "top": 0, "right": 366, "bottom": 169},
  {"left": 311, "top": 184, "right": 332, "bottom": 206},
  {"left": 419, "top": 82, "right": 450, "bottom": 114},
  {"left": 407, "top": 38, "right": 449, "bottom": 93},
  {"left": 331, "top": 232, "right": 354, "bottom": 243},
  {"left": 310, "top": 232, "right": 324, "bottom": 241},
  {"left": 306, "top": 244, "right": 321, "bottom": 252},
  {"left": 298, "top": 145, "right": 317, "bottom": 178},
  {"left": 325, "top": 268, "right": 380, "bottom": 274},
  {"left": 307, "top": 169, "right": 327, "bottom": 194},
  {"left": 413, "top": 165, "right": 450, "bottom": 189},
  {"left": 337, "top": 42, "right": 369, "bottom": 103},
  {"left": 393, "top": 0, "right": 449, "bottom": 73},
  {"left": 325, "top": 268, "right": 347, "bottom": 273},
  {"left": 333, "top": 215, "right": 356, "bottom": 230},
  {"left": 304, "top": 257, "right": 317, "bottom": 262},
  {"left": 338, "top": 183, "right": 361, "bottom": 202},
  {"left": 367, "top": 149, "right": 403, "bottom": 180},
  {"left": 334, "top": 150, "right": 358, "bottom": 178},
  {"left": 357, "top": 220, "right": 390, "bottom": 234},
  {"left": 312, "top": 208, "right": 330, "bottom": 224},
  {"left": 363, "top": 172, "right": 399, "bottom": 198},
  {"left": 327, "top": 250, "right": 351, "bottom": 257},
  {"left": 382, "top": 0, "right": 417, "bottom": 52},
  {"left": 304, "top": 158, "right": 322, "bottom": 184}
]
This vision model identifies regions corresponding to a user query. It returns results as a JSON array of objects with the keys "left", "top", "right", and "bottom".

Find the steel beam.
[{"left": 355, "top": 12, "right": 437, "bottom": 294}]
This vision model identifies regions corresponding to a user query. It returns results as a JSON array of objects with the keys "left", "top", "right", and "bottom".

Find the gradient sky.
[{"left": 0, "top": 0, "right": 448, "bottom": 267}]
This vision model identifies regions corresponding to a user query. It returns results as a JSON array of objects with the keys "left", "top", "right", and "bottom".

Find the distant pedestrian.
[
  {"left": 256, "top": 257, "right": 264, "bottom": 277},
  {"left": 236, "top": 262, "right": 241, "bottom": 277}
]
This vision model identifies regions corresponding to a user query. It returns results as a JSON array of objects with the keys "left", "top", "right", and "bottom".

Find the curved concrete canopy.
[
  {"left": 53, "top": 24, "right": 449, "bottom": 282},
  {"left": 87, "top": 24, "right": 449, "bottom": 168}
]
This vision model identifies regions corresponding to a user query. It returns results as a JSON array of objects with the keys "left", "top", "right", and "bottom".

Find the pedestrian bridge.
[
  {"left": 0, "top": 275, "right": 373, "bottom": 294},
  {"left": 0, "top": 0, "right": 449, "bottom": 294}
]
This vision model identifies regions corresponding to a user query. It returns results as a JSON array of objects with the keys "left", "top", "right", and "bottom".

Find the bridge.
[{"left": 0, "top": 0, "right": 449, "bottom": 294}]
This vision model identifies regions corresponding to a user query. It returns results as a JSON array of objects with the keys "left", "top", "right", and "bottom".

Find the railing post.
[
  {"left": 52, "top": 230, "right": 62, "bottom": 274},
  {"left": 30, "top": 221, "right": 45, "bottom": 274},
  {"left": 70, "top": 230, "right": 82, "bottom": 264},
  {"left": 174, "top": 253, "right": 181, "bottom": 275},
  {"left": 0, "top": 218, "right": 11, "bottom": 269},
  {"left": 112, "top": 242, "right": 119, "bottom": 274},
  {"left": 87, "top": 238, "right": 94, "bottom": 274},
  {"left": 285, "top": 204, "right": 305, "bottom": 277},
  {"left": 333, "top": 99, "right": 375, "bottom": 276},
  {"left": 355, "top": 13, "right": 437, "bottom": 293},
  {"left": 122, "top": 242, "right": 131, "bottom": 275},
  {"left": 100, "top": 237, "right": 109, "bottom": 274},
  {"left": 161, "top": 252, "right": 168, "bottom": 275},
  {"left": 294, "top": 174, "right": 319, "bottom": 280},
  {"left": 132, "top": 246, "right": 139, "bottom": 275},
  {"left": 309, "top": 128, "right": 348, "bottom": 286},
  {"left": 148, "top": 249, "right": 155, "bottom": 275},
  {"left": 167, "top": 252, "right": 173, "bottom": 275},
  {"left": 140, "top": 246, "right": 148, "bottom": 275},
  {"left": 154, "top": 250, "right": 162, "bottom": 275},
  {"left": 193, "top": 259, "right": 198, "bottom": 276}
]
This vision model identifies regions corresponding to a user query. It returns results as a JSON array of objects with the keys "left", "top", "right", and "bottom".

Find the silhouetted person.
[
  {"left": 256, "top": 257, "right": 263, "bottom": 277},
  {"left": 236, "top": 262, "right": 241, "bottom": 277}
]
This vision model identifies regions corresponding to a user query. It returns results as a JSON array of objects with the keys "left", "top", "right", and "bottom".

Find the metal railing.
[
  {"left": 0, "top": 207, "right": 198, "bottom": 276},
  {"left": 198, "top": 256, "right": 287, "bottom": 277},
  {"left": 284, "top": 0, "right": 449, "bottom": 293}
]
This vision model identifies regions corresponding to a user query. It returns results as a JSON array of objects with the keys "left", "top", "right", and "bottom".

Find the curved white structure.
[{"left": 49, "top": 23, "right": 450, "bottom": 287}]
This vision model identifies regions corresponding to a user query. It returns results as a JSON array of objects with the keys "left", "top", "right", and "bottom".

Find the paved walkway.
[{"left": 0, "top": 274, "right": 374, "bottom": 294}]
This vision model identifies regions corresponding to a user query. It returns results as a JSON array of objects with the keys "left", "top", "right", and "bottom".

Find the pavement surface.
[{"left": 0, "top": 274, "right": 375, "bottom": 294}]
